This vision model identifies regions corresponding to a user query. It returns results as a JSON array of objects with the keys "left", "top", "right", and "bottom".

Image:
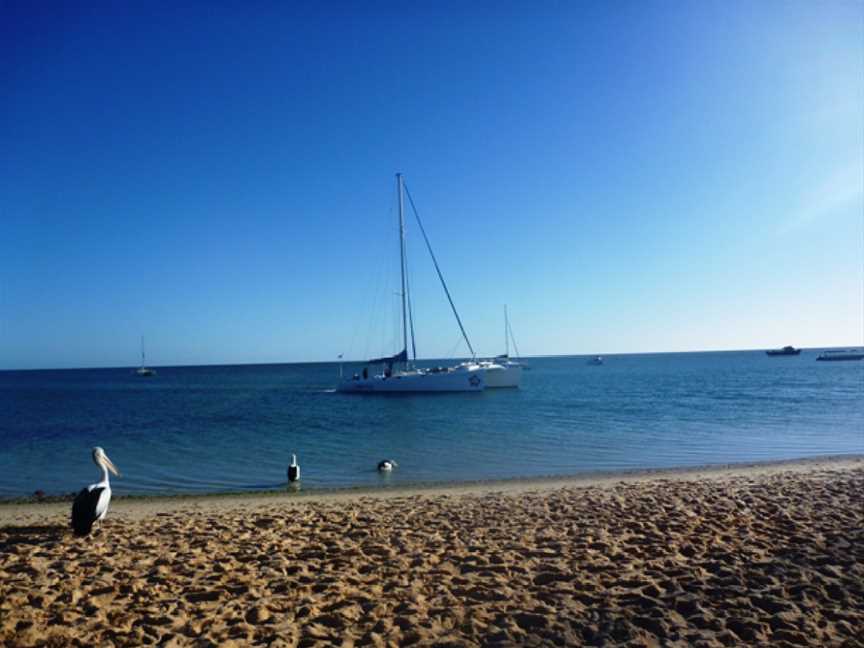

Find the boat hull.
[
  {"left": 482, "top": 364, "right": 522, "bottom": 388},
  {"left": 337, "top": 368, "right": 485, "bottom": 393},
  {"left": 817, "top": 353, "right": 864, "bottom": 362}
]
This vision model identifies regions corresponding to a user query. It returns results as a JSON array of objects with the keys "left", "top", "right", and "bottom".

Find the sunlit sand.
[{"left": 1, "top": 457, "right": 861, "bottom": 646}]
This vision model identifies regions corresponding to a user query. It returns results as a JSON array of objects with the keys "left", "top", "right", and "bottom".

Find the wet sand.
[{"left": 1, "top": 457, "right": 862, "bottom": 647}]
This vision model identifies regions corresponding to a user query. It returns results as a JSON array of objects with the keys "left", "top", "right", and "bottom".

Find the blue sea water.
[{"left": 0, "top": 350, "right": 861, "bottom": 499}]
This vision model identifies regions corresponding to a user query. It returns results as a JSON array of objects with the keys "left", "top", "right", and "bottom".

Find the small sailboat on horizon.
[{"left": 136, "top": 337, "right": 155, "bottom": 377}]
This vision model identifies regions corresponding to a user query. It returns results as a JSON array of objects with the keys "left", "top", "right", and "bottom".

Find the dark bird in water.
[
  {"left": 71, "top": 447, "right": 120, "bottom": 536},
  {"left": 287, "top": 453, "right": 300, "bottom": 482},
  {"left": 377, "top": 459, "right": 398, "bottom": 472}
]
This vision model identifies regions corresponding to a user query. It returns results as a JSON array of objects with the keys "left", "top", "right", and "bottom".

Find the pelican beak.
[{"left": 103, "top": 454, "right": 121, "bottom": 477}]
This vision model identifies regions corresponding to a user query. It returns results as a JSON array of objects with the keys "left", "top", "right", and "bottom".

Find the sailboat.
[
  {"left": 494, "top": 305, "right": 524, "bottom": 384},
  {"left": 469, "top": 305, "right": 523, "bottom": 388},
  {"left": 337, "top": 174, "right": 485, "bottom": 393},
  {"left": 136, "top": 337, "right": 155, "bottom": 377}
]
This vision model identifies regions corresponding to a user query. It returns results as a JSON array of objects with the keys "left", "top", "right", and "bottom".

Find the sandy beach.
[{"left": 1, "top": 457, "right": 862, "bottom": 647}]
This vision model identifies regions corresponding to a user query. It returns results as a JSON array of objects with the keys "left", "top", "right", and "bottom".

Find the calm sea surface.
[{"left": 1, "top": 351, "right": 862, "bottom": 499}]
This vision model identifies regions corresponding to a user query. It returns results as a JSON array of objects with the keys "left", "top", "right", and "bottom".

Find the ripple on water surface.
[{"left": 0, "top": 352, "right": 862, "bottom": 497}]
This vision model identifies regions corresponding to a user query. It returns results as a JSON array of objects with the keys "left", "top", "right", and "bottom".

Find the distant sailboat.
[
  {"left": 474, "top": 305, "right": 523, "bottom": 388},
  {"left": 136, "top": 337, "right": 155, "bottom": 377},
  {"left": 337, "top": 174, "right": 484, "bottom": 393}
]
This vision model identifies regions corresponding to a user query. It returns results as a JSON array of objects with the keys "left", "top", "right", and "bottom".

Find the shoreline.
[
  {"left": 1, "top": 454, "right": 861, "bottom": 646},
  {"left": 2, "top": 454, "right": 861, "bottom": 525}
]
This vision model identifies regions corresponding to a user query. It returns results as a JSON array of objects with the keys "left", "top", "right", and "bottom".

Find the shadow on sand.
[{"left": 0, "top": 524, "right": 68, "bottom": 551}]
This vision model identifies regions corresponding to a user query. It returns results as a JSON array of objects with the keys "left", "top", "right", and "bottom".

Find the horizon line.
[{"left": 2, "top": 344, "right": 861, "bottom": 372}]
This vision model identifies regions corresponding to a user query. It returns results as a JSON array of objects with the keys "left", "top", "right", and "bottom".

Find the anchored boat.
[
  {"left": 469, "top": 306, "right": 523, "bottom": 388},
  {"left": 337, "top": 175, "right": 484, "bottom": 393},
  {"left": 816, "top": 349, "right": 864, "bottom": 362},
  {"left": 766, "top": 346, "right": 801, "bottom": 356},
  {"left": 136, "top": 337, "right": 155, "bottom": 377}
]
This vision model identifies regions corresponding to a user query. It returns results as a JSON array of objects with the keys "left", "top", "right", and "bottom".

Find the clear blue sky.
[{"left": 2, "top": 1, "right": 862, "bottom": 369}]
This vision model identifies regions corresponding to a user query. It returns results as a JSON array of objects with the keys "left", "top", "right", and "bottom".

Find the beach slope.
[{"left": 1, "top": 458, "right": 862, "bottom": 647}]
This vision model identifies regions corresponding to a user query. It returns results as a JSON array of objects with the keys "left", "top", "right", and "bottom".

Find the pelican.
[
  {"left": 287, "top": 453, "right": 300, "bottom": 482},
  {"left": 377, "top": 459, "right": 398, "bottom": 472},
  {"left": 71, "top": 447, "right": 120, "bottom": 536}
]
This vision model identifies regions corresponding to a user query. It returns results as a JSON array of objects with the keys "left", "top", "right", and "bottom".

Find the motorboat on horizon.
[
  {"left": 816, "top": 349, "right": 864, "bottom": 362},
  {"left": 766, "top": 346, "right": 801, "bottom": 356}
]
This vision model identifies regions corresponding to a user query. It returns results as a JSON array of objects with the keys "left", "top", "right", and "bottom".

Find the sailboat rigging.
[
  {"left": 136, "top": 337, "right": 155, "bottom": 377},
  {"left": 467, "top": 305, "right": 523, "bottom": 388},
  {"left": 337, "top": 174, "right": 484, "bottom": 393}
]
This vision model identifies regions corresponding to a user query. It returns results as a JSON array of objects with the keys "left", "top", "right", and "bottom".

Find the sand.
[{"left": 1, "top": 457, "right": 862, "bottom": 647}]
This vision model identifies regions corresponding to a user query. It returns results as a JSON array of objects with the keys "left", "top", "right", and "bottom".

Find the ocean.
[{"left": 1, "top": 350, "right": 861, "bottom": 499}]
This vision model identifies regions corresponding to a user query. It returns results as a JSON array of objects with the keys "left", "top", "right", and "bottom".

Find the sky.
[{"left": 1, "top": 1, "right": 862, "bottom": 369}]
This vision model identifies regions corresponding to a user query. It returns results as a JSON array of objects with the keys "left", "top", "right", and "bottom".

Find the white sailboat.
[
  {"left": 337, "top": 174, "right": 484, "bottom": 393},
  {"left": 472, "top": 305, "right": 523, "bottom": 388},
  {"left": 136, "top": 337, "right": 155, "bottom": 377}
]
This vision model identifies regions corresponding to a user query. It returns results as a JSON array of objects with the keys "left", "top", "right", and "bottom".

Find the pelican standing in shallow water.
[
  {"left": 287, "top": 453, "right": 300, "bottom": 482},
  {"left": 377, "top": 459, "right": 398, "bottom": 472},
  {"left": 71, "top": 447, "right": 120, "bottom": 536}
]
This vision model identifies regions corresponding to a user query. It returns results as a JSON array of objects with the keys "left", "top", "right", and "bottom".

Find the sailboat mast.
[
  {"left": 504, "top": 305, "right": 509, "bottom": 357},
  {"left": 141, "top": 336, "right": 145, "bottom": 366},
  {"left": 397, "top": 173, "right": 408, "bottom": 370}
]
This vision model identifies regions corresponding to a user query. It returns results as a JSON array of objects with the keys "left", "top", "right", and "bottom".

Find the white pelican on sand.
[{"left": 71, "top": 447, "right": 120, "bottom": 536}]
